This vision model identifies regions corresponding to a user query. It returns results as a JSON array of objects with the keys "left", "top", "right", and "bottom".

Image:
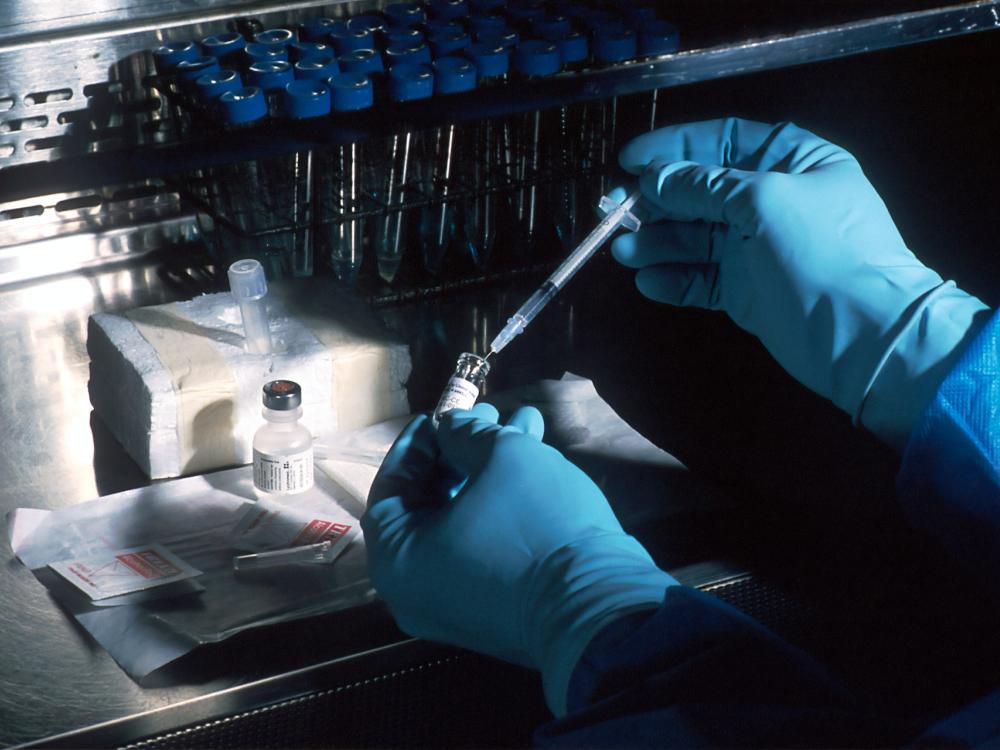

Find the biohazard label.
[
  {"left": 50, "top": 544, "right": 201, "bottom": 600},
  {"left": 253, "top": 447, "right": 314, "bottom": 494},
  {"left": 433, "top": 377, "right": 479, "bottom": 419}
]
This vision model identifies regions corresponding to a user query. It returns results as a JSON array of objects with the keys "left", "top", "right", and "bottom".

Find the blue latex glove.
[
  {"left": 611, "top": 118, "right": 990, "bottom": 449},
  {"left": 362, "top": 404, "right": 677, "bottom": 716}
]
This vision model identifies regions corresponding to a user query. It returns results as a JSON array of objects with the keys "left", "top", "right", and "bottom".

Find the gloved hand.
[
  {"left": 611, "top": 117, "right": 989, "bottom": 449},
  {"left": 362, "top": 404, "right": 676, "bottom": 716}
]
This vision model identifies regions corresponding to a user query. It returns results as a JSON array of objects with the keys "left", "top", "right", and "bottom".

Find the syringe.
[{"left": 487, "top": 190, "right": 643, "bottom": 357}]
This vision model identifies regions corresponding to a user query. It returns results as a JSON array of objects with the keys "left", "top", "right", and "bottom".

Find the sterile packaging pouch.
[{"left": 87, "top": 278, "right": 412, "bottom": 478}]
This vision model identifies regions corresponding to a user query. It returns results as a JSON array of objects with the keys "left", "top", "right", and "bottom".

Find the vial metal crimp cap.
[{"left": 262, "top": 380, "right": 302, "bottom": 410}]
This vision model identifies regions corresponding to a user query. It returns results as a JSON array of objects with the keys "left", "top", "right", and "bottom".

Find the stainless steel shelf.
[{"left": 0, "top": 1, "right": 997, "bottom": 200}]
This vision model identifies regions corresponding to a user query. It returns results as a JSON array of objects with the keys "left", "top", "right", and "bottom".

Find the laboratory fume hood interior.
[{"left": 1, "top": 1, "right": 1000, "bottom": 747}]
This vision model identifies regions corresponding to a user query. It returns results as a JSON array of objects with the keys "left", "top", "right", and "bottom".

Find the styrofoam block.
[{"left": 88, "top": 288, "right": 411, "bottom": 479}]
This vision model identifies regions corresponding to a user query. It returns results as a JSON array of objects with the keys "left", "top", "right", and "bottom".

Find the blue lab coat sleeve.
[{"left": 537, "top": 312, "right": 1000, "bottom": 747}]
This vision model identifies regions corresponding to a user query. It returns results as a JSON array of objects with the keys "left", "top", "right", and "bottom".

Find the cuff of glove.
[
  {"left": 522, "top": 535, "right": 677, "bottom": 717},
  {"left": 859, "top": 281, "right": 990, "bottom": 451}
]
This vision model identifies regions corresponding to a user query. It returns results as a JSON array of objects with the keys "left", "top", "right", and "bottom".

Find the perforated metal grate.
[{"left": 122, "top": 654, "right": 549, "bottom": 750}]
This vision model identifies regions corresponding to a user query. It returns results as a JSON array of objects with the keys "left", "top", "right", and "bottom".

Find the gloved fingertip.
[
  {"left": 605, "top": 185, "right": 629, "bottom": 206},
  {"left": 506, "top": 405, "right": 545, "bottom": 441},
  {"left": 468, "top": 401, "right": 500, "bottom": 423},
  {"left": 610, "top": 232, "right": 639, "bottom": 267}
]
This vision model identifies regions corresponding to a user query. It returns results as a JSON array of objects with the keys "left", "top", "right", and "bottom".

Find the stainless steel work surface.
[{"left": 0, "top": 254, "right": 409, "bottom": 748}]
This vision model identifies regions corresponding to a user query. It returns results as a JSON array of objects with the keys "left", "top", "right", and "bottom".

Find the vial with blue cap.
[
  {"left": 324, "top": 73, "right": 374, "bottom": 284},
  {"left": 385, "top": 40, "right": 433, "bottom": 67},
  {"left": 428, "top": 0, "right": 470, "bottom": 21},
  {"left": 384, "top": 27, "right": 425, "bottom": 48},
  {"left": 470, "top": 0, "right": 505, "bottom": 12},
  {"left": 153, "top": 41, "right": 199, "bottom": 74},
  {"left": 196, "top": 69, "right": 243, "bottom": 104},
  {"left": 201, "top": 32, "right": 246, "bottom": 68},
  {"left": 639, "top": 20, "right": 680, "bottom": 56},
  {"left": 338, "top": 48, "right": 385, "bottom": 78},
  {"left": 429, "top": 29, "right": 471, "bottom": 59},
  {"left": 328, "top": 25, "right": 375, "bottom": 56},
  {"left": 211, "top": 87, "right": 272, "bottom": 268},
  {"left": 245, "top": 42, "right": 289, "bottom": 66},
  {"left": 467, "top": 14, "right": 506, "bottom": 36},
  {"left": 476, "top": 28, "right": 519, "bottom": 50},
  {"left": 593, "top": 27, "right": 638, "bottom": 64},
  {"left": 300, "top": 17, "right": 342, "bottom": 43},
  {"left": 175, "top": 56, "right": 222, "bottom": 92},
  {"left": 347, "top": 14, "right": 388, "bottom": 38},
  {"left": 248, "top": 60, "right": 295, "bottom": 115},
  {"left": 374, "top": 63, "right": 433, "bottom": 283},
  {"left": 255, "top": 28, "right": 296, "bottom": 50},
  {"left": 385, "top": 2, "right": 427, "bottom": 28},
  {"left": 288, "top": 41, "right": 333, "bottom": 63},
  {"left": 294, "top": 56, "right": 340, "bottom": 81}
]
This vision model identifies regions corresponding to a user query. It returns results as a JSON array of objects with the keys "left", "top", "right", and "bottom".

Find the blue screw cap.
[
  {"left": 288, "top": 41, "right": 333, "bottom": 62},
  {"left": 248, "top": 60, "right": 295, "bottom": 90},
  {"left": 578, "top": 9, "right": 624, "bottom": 33},
  {"left": 513, "top": 39, "right": 560, "bottom": 76},
  {"left": 295, "top": 55, "right": 340, "bottom": 80},
  {"left": 477, "top": 29, "right": 519, "bottom": 49},
  {"left": 339, "top": 48, "right": 385, "bottom": 75},
  {"left": 348, "top": 14, "right": 388, "bottom": 35},
  {"left": 327, "top": 72, "right": 374, "bottom": 111},
  {"left": 300, "top": 17, "right": 342, "bottom": 43},
  {"left": 255, "top": 28, "right": 296, "bottom": 48},
  {"left": 328, "top": 26, "right": 375, "bottom": 55},
  {"left": 196, "top": 69, "right": 242, "bottom": 101},
  {"left": 468, "top": 14, "right": 506, "bottom": 34},
  {"left": 593, "top": 27, "right": 637, "bottom": 63},
  {"left": 201, "top": 33, "right": 245, "bottom": 60},
  {"left": 465, "top": 42, "right": 508, "bottom": 80},
  {"left": 639, "top": 20, "right": 680, "bottom": 55},
  {"left": 506, "top": 3, "right": 545, "bottom": 30},
  {"left": 532, "top": 15, "right": 572, "bottom": 40},
  {"left": 219, "top": 86, "right": 268, "bottom": 123},
  {"left": 283, "top": 79, "right": 331, "bottom": 118},
  {"left": 245, "top": 42, "right": 289, "bottom": 64},
  {"left": 621, "top": 3, "right": 658, "bottom": 27},
  {"left": 470, "top": 0, "right": 505, "bottom": 11},
  {"left": 428, "top": 0, "right": 470, "bottom": 20},
  {"left": 154, "top": 41, "right": 199, "bottom": 72},
  {"left": 388, "top": 62, "right": 434, "bottom": 101},
  {"left": 429, "top": 30, "right": 471, "bottom": 58},
  {"left": 550, "top": 30, "right": 588, "bottom": 67},
  {"left": 385, "top": 40, "right": 433, "bottom": 66},
  {"left": 175, "top": 56, "right": 222, "bottom": 83},
  {"left": 384, "top": 2, "right": 426, "bottom": 28},
  {"left": 432, "top": 56, "right": 476, "bottom": 93},
  {"left": 384, "top": 27, "right": 425, "bottom": 47}
]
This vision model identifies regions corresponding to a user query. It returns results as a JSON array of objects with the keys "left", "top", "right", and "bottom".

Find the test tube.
[
  {"left": 462, "top": 42, "right": 509, "bottom": 269},
  {"left": 511, "top": 40, "right": 561, "bottom": 256},
  {"left": 325, "top": 73, "right": 375, "bottom": 283},
  {"left": 419, "top": 57, "right": 476, "bottom": 276},
  {"left": 228, "top": 258, "right": 273, "bottom": 354},
  {"left": 377, "top": 63, "right": 434, "bottom": 283},
  {"left": 282, "top": 80, "right": 332, "bottom": 277}
]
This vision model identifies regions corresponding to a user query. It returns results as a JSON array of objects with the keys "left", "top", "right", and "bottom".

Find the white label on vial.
[
  {"left": 253, "top": 447, "right": 314, "bottom": 494},
  {"left": 434, "top": 377, "right": 480, "bottom": 419}
]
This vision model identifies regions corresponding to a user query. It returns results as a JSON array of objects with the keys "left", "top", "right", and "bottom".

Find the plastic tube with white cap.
[{"left": 228, "top": 259, "right": 273, "bottom": 354}]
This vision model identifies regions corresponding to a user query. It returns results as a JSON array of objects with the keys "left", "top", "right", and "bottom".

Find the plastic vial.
[
  {"left": 253, "top": 380, "right": 314, "bottom": 496},
  {"left": 433, "top": 353, "right": 490, "bottom": 422}
]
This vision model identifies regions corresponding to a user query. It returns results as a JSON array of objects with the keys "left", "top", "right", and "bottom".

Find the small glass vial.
[
  {"left": 433, "top": 353, "right": 491, "bottom": 423},
  {"left": 253, "top": 380, "right": 314, "bottom": 496}
]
